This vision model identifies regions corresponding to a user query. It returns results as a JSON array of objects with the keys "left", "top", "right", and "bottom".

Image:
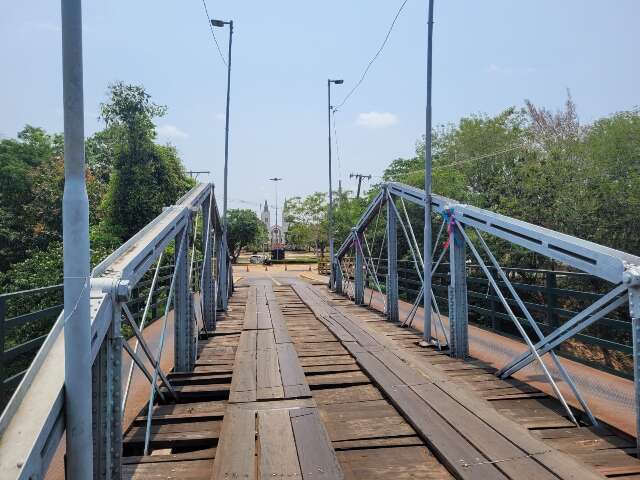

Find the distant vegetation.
[
  {"left": 285, "top": 94, "right": 640, "bottom": 268},
  {"left": 0, "top": 82, "right": 194, "bottom": 293}
]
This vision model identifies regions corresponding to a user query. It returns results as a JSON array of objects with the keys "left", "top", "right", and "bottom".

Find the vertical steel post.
[
  {"left": 448, "top": 222, "right": 468, "bottom": 358},
  {"left": 335, "top": 259, "right": 343, "bottom": 294},
  {"left": 386, "top": 194, "right": 399, "bottom": 322},
  {"left": 202, "top": 192, "right": 215, "bottom": 330},
  {"left": 60, "top": 0, "right": 93, "bottom": 476},
  {"left": 354, "top": 230, "right": 365, "bottom": 305},
  {"left": 174, "top": 223, "right": 193, "bottom": 372},
  {"left": 218, "top": 237, "right": 229, "bottom": 311},
  {"left": 630, "top": 286, "right": 640, "bottom": 455},
  {"left": 422, "top": 0, "right": 435, "bottom": 343},
  {"left": 92, "top": 302, "right": 122, "bottom": 479}
]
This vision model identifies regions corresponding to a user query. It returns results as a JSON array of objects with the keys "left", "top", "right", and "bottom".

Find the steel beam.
[
  {"left": 630, "top": 286, "right": 640, "bottom": 454},
  {"left": 448, "top": 221, "right": 468, "bottom": 358},
  {"left": 174, "top": 224, "right": 193, "bottom": 372},
  {"left": 354, "top": 230, "right": 365, "bottom": 305},
  {"left": 335, "top": 260, "right": 343, "bottom": 293},
  {"left": 92, "top": 300, "right": 122, "bottom": 479},
  {"left": 498, "top": 285, "right": 629, "bottom": 378},
  {"left": 202, "top": 194, "right": 216, "bottom": 330},
  {"left": 386, "top": 193, "right": 399, "bottom": 322}
]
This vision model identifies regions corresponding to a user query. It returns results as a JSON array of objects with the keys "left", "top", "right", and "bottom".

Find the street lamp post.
[
  {"left": 269, "top": 177, "right": 283, "bottom": 248},
  {"left": 421, "top": 0, "right": 435, "bottom": 345},
  {"left": 327, "top": 79, "right": 343, "bottom": 288},
  {"left": 212, "top": 18, "right": 233, "bottom": 308},
  {"left": 211, "top": 18, "right": 233, "bottom": 223}
]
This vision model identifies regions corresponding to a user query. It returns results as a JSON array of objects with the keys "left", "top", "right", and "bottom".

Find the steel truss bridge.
[{"left": 3, "top": 1, "right": 640, "bottom": 478}]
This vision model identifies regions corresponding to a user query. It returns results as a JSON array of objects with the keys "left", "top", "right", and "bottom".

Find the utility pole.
[
  {"left": 421, "top": 0, "right": 435, "bottom": 346},
  {"left": 60, "top": 0, "right": 93, "bottom": 476},
  {"left": 327, "top": 79, "right": 343, "bottom": 288},
  {"left": 349, "top": 173, "right": 372, "bottom": 198}
]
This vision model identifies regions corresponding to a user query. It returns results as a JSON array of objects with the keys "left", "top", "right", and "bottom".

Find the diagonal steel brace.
[
  {"left": 498, "top": 283, "right": 629, "bottom": 379},
  {"left": 456, "top": 222, "right": 579, "bottom": 425}
]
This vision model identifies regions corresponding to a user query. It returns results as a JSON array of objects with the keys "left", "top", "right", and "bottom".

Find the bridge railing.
[
  {"left": 0, "top": 182, "right": 232, "bottom": 479},
  {"left": 333, "top": 181, "right": 640, "bottom": 448}
]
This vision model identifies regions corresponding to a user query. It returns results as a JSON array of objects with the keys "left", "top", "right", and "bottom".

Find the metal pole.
[
  {"left": 61, "top": 0, "right": 93, "bottom": 476},
  {"left": 223, "top": 21, "right": 233, "bottom": 222},
  {"left": 327, "top": 80, "right": 334, "bottom": 288},
  {"left": 422, "top": 0, "right": 435, "bottom": 345}
]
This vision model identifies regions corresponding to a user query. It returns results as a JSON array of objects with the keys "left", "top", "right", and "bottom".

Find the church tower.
[{"left": 260, "top": 200, "right": 270, "bottom": 229}]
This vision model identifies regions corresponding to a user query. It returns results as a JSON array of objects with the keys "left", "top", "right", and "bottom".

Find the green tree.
[
  {"left": 227, "top": 209, "right": 264, "bottom": 261},
  {"left": 99, "top": 82, "right": 194, "bottom": 240}
]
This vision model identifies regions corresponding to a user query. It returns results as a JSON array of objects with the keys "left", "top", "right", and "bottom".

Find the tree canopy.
[{"left": 226, "top": 209, "right": 265, "bottom": 261}]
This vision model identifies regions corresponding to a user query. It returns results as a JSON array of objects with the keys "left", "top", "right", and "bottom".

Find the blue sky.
[{"left": 2, "top": 1, "right": 638, "bottom": 214}]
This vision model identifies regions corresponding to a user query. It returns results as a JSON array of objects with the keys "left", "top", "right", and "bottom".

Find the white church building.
[{"left": 260, "top": 200, "right": 288, "bottom": 249}]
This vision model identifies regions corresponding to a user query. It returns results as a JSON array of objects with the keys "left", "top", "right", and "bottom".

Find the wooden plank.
[
  {"left": 258, "top": 409, "right": 302, "bottom": 479},
  {"left": 243, "top": 286, "right": 258, "bottom": 330},
  {"left": 122, "top": 448, "right": 216, "bottom": 465},
  {"left": 336, "top": 446, "right": 452, "bottom": 480},
  {"left": 332, "top": 436, "right": 424, "bottom": 451},
  {"left": 256, "top": 348, "right": 284, "bottom": 400},
  {"left": 302, "top": 283, "right": 606, "bottom": 480},
  {"left": 122, "top": 459, "right": 213, "bottom": 479},
  {"left": 277, "top": 343, "right": 311, "bottom": 398},
  {"left": 211, "top": 407, "right": 257, "bottom": 480},
  {"left": 229, "top": 354, "right": 257, "bottom": 403},
  {"left": 290, "top": 407, "right": 344, "bottom": 480}
]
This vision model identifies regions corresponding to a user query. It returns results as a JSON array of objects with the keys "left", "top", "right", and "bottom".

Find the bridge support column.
[
  {"left": 174, "top": 222, "right": 194, "bottom": 372},
  {"left": 335, "top": 259, "right": 343, "bottom": 294},
  {"left": 92, "top": 301, "right": 122, "bottom": 479},
  {"left": 354, "top": 230, "right": 365, "bottom": 305},
  {"left": 202, "top": 196, "right": 216, "bottom": 331},
  {"left": 386, "top": 195, "right": 399, "bottom": 322},
  {"left": 448, "top": 222, "right": 468, "bottom": 358},
  {"left": 217, "top": 235, "right": 229, "bottom": 311},
  {"left": 629, "top": 286, "right": 640, "bottom": 454}
]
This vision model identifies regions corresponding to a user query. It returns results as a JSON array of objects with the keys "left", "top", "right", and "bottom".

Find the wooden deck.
[{"left": 121, "top": 276, "right": 640, "bottom": 479}]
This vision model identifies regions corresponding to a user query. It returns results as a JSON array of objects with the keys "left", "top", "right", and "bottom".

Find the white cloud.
[
  {"left": 157, "top": 124, "right": 188, "bottom": 140},
  {"left": 356, "top": 112, "right": 399, "bottom": 128}
]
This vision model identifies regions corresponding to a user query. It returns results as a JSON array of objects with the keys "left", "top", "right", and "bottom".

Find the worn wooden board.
[
  {"left": 211, "top": 407, "right": 257, "bottom": 480},
  {"left": 290, "top": 407, "right": 345, "bottom": 480},
  {"left": 258, "top": 409, "right": 302, "bottom": 479}
]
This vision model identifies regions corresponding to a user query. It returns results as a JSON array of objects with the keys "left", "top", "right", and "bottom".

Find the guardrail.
[
  {"left": 0, "top": 183, "right": 232, "bottom": 479},
  {"left": 333, "top": 181, "right": 640, "bottom": 450},
  {"left": 0, "top": 262, "right": 206, "bottom": 412},
  {"left": 363, "top": 260, "right": 632, "bottom": 378}
]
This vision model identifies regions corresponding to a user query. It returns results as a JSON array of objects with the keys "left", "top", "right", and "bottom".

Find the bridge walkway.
[{"left": 121, "top": 273, "right": 637, "bottom": 479}]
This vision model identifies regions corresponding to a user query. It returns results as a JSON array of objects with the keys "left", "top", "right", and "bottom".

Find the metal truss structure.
[
  {"left": 0, "top": 183, "right": 232, "bottom": 479},
  {"left": 334, "top": 181, "right": 640, "bottom": 448}
]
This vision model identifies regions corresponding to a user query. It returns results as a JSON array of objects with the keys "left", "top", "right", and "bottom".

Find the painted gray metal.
[
  {"left": 423, "top": 0, "right": 436, "bottom": 344},
  {"left": 0, "top": 182, "right": 228, "bottom": 479},
  {"left": 386, "top": 193, "right": 399, "bottom": 322},
  {"left": 174, "top": 224, "right": 193, "bottom": 372},
  {"left": 448, "top": 225, "right": 468, "bottom": 358},
  {"left": 354, "top": 230, "right": 365, "bottom": 305},
  {"left": 92, "top": 299, "right": 122, "bottom": 479},
  {"left": 202, "top": 194, "right": 216, "bottom": 330},
  {"left": 60, "top": 0, "right": 93, "bottom": 476}
]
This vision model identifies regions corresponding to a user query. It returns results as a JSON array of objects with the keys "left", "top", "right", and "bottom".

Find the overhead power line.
[
  {"left": 372, "top": 143, "right": 527, "bottom": 179},
  {"left": 201, "top": 0, "right": 228, "bottom": 67},
  {"left": 335, "top": 0, "right": 410, "bottom": 111}
]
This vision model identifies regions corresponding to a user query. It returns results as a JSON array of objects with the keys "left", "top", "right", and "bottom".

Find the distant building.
[
  {"left": 260, "top": 200, "right": 270, "bottom": 229},
  {"left": 259, "top": 199, "right": 288, "bottom": 249}
]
